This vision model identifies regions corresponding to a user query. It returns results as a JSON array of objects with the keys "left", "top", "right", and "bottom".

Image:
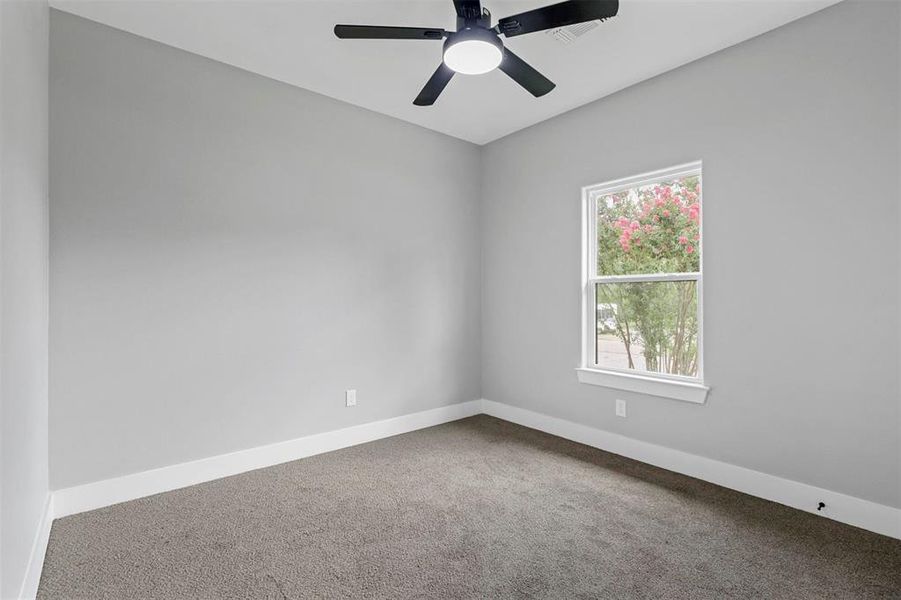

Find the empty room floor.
[{"left": 38, "top": 416, "right": 900, "bottom": 599}]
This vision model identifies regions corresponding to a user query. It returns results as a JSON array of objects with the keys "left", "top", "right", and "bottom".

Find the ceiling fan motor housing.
[{"left": 455, "top": 2, "right": 490, "bottom": 29}]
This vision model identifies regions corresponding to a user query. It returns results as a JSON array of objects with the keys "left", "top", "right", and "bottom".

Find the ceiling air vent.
[{"left": 544, "top": 20, "right": 599, "bottom": 45}]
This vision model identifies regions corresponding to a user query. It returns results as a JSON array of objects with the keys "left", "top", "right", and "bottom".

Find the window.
[{"left": 578, "top": 162, "right": 708, "bottom": 403}]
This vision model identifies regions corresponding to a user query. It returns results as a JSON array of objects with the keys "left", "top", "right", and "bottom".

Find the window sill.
[{"left": 575, "top": 368, "right": 709, "bottom": 404}]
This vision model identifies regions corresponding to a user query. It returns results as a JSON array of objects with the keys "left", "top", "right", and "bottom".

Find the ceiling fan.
[{"left": 334, "top": 0, "right": 619, "bottom": 106}]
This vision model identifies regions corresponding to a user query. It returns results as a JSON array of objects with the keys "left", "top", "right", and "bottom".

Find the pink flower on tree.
[
  {"left": 688, "top": 204, "right": 700, "bottom": 222},
  {"left": 619, "top": 228, "right": 632, "bottom": 252}
]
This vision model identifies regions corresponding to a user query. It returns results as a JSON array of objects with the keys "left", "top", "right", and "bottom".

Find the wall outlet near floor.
[
  {"left": 345, "top": 389, "right": 357, "bottom": 407},
  {"left": 615, "top": 399, "right": 627, "bottom": 418}
]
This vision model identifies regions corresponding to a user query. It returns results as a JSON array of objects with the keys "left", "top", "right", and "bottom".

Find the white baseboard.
[
  {"left": 480, "top": 399, "right": 901, "bottom": 540},
  {"left": 18, "top": 493, "right": 54, "bottom": 600},
  {"left": 53, "top": 400, "right": 481, "bottom": 519}
]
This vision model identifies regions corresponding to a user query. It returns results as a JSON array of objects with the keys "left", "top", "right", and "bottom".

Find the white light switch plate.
[
  {"left": 346, "top": 389, "right": 357, "bottom": 407},
  {"left": 615, "top": 399, "right": 627, "bottom": 418}
]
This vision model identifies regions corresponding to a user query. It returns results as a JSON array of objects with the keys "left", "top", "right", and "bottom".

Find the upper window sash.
[{"left": 584, "top": 161, "right": 703, "bottom": 281}]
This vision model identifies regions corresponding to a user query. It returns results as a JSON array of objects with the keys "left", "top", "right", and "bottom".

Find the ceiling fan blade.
[
  {"left": 414, "top": 63, "right": 455, "bottom": 106},
  {"left": 497, "top": 0, "right": 618, "bottom": 38},
  {"left": 453, "top": 0, "right": 483, "bottom": 20},
  {"left": 499, "top": 48, "right": 555, "bottom": 97},
  {"left": 334, "top": 25, "right": 446, "bottom": 40}
]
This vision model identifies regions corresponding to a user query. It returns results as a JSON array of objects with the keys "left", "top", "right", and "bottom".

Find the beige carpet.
[{"left": 38, "top": 415, "right": 901, "bottom": 599}]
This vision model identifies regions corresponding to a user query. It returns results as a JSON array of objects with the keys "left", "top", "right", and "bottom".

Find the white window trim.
[{"left": 578, "top": 161, "right": 709, "bottom": 404}]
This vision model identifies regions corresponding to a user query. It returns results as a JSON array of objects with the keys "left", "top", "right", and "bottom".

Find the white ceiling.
[{"left": 50, "top": 0, "right": 841, "bottom": 145}]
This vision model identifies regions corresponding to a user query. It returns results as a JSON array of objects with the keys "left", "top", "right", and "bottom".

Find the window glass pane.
[
  {"left": 596, "top": 281, "right": 698, "bottom": 378},
  {"left": 596, "top": 175, "right": 701, "bottom": 276}
]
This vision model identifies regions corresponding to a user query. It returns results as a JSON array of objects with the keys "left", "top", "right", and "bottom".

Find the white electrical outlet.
[
  {"left": 615, "top": 399, "right": 627, "bottom": 418},
  {"left": 345, "top": 389, "right": 357, "bottom": 407}
]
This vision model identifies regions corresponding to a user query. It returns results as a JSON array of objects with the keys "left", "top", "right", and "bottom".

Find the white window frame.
[{"left": 577, "top": 161, "right": 709, "bottom": 404}]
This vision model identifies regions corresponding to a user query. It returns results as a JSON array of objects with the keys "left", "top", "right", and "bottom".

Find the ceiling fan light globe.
[{"left": 443, "top": 39, "right": 503, "bottom": 75}]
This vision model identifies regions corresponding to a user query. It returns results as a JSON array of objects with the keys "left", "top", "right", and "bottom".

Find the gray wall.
[
  {"left": 481, "top": 0, "right": 901, "bottom": 508},
  {"left": 49, "top": 11, "right": 481, "bottom": 489},
  {"left": 1, "top": 0, "right": 50, "bottom": 597}
]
